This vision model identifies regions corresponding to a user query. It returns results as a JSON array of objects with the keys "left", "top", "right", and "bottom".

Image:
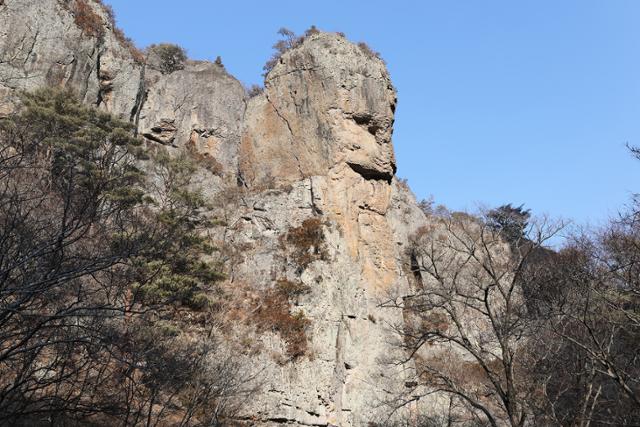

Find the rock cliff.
[{"left": 0, "top": 1, "right": 431, "bottom": 425}]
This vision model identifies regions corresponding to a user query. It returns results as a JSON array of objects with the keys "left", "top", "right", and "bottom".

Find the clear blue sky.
[{"left": 106, "top": 0, "right": 640, "bottom": 229}]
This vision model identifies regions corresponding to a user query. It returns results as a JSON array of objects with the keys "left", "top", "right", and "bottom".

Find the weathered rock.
[
  {"left": 240, "top": 33, "right": 396, "bottom": 188},
  {"left": 142, "top": 117, "right": 177, "bottom": 145},
  {"left": 138, "top": 60, "right": 246, "bottom": 180},
  {"left": 0, "top": 0, "right": 142, "bottom": 119},
  {"left": 227, "top": 33, "right": 423, "bottom": 426},
  {"left": 0, "top": 0, "right": 245, "bottom": 183},
  {"left": 0, "top": 3, "right": 432, "bottom": 425}
]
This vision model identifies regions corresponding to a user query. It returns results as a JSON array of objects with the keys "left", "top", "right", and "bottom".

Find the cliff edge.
[{"left": 0, "top": 1, "right": 429, "bottom": 425}]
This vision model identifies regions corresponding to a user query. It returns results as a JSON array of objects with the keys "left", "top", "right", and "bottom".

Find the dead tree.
[{"left": 382, "top": 210, "right": 564, "bottom": 427}]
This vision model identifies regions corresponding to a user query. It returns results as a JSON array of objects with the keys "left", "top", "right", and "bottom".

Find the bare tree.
[
  {"left": 382, "top": 210, "right": 564, "bottom": 427},
  {"left": 383, "top": 196, "right": 640, "bottom": 426},
  {"left": 525, "top": 220, "right": 640, "bottom": 425},
  {"left": 262, "top": 26, "right": 323, "bottom": 76}
]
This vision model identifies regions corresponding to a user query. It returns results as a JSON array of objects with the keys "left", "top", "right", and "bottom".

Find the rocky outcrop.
[
  {"left": 0, "top": 2, "right": 430, "bottom": 425},
  {"left": 0, "top": 0, "right": 246, "bottom": 182},
  {"left": 138, "top": 60, "right": 246, "bottom": 179},
  {"left": 219, "top": 33, "right": 422, "bottom": 426},
  {"left": 240, "top": 33, "right": 396, "bottom": 187},
  {"left": 0, "top": 0, "right": 140, "bottom": 118}
]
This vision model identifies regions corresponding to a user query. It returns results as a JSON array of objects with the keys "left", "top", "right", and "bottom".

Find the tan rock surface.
[{"left": 0, "top": 3, "right": 435, "bottom": 424}]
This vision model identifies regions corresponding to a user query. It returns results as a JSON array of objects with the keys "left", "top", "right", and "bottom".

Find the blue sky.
[{"left": 105, "top": 0, "right": 640, "bottom": 230}]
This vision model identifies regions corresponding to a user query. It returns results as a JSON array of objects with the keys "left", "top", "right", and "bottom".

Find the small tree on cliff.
[
  {"left": 262, "top": 26, "right": 322, "bottom": 76},
  {"left": 149, "top": 43, "right": 188, "bottom": 74},
  {"left": 486, "top": 203, "right": 531, "bottom": 245},
  {"left": 263, "top": 27, "right": 302, "bottom": 75}
]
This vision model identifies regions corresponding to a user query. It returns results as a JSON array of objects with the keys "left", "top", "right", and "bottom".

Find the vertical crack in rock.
[
  {"left": 409, "top": 251, "right": 422, "bottom": 282},
  {"left": 237, "top": 97, "right": 249, "bottom": 186},
  {"left": 22, "top": 28, "right": 39, "bottom": 65},
  {"left": 63, "top": 55, "right": 78, "bottom": 88},
  {"left": 308, "top": 176, "right": 322, "bottom": 215},
  {"left": 129, "top": 63, "right": 146, "bottom": 136},
  {"left": 264, "top": 89, "right": 304, "bottom": 179},
  {"left": 240, "top": 95, "right": 248, "bottom": 123},
  {"left": 94, "top": 45, "right": 104, "bottom": 107},
  {"left": 80, "top": 43, "right": 99, "bottom": 102},
  {"left": 330, "top": 316, "right": 348, "bottom": 424}
]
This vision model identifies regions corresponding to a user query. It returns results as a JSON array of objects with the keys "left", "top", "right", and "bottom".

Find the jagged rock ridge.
[{"left": 0, "top": 1, "right": 430, "bottom": 425}]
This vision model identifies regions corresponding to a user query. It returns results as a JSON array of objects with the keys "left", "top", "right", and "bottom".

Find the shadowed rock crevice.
[
  {"left": 346, "top": 161, "right": 394, "bottom": 182},
  {"left": 129, "top": 63, "right": 147, "bottom": 135},
  {"left": 351, "top": 112, "right": 381, "bottom": 137},
  {"left": 94, "top": 46, "right": 105, "bottom": 106},
  {"left": 142, "top": 118, "right": 177, "bottom": 145}
]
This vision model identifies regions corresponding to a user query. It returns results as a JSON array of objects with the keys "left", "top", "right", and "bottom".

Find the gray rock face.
[
  {"left": 212, "top": 177, "right": 427, "bottom": 426},
  {"left": 0, "top": 0, "right": 246, "bottom": 181},
  {"left": 138, "top": 60, "right": 246, "bottom": 181},
  {"left": 0, "top": 2, "right": 431, "bottom": 425},
  {"left": 0, "top": 0, "right": 141, "bottom": 118}
]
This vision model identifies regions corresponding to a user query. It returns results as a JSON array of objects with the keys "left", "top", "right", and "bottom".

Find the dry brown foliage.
[
  {"left": 73, "top": 0, "right": 105, "bottom": 38},
  {"left": 281, "top": 217, "right": 328, "bottom": 270},
  {"left": 66, "top": 0, "right": 144, "bottom": 63},
  {"left": 186, "top": 136, "right": 225, "bottom": 176},
  {"left": 222, "top": 279, "right": 311, "bottom": 362},
  {"left": 253, "top": 284, "right": 311, "bottom": 361},
  {"left": 357, "top": 41, "right": 385, "bottom": 63}
]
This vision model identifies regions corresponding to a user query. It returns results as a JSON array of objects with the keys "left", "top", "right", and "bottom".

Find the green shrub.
[{"left": 149, "top": 43, "right": 188, "bottom": 74}]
